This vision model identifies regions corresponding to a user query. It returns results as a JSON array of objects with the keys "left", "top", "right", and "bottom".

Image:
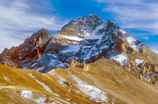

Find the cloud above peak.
[
  {"left": 96, "top": 0, "right": 144, "bottom": 4},
  {"left": 0, "top": 0, "right": 67, "bottom": 52},
  {"left": 0, "top": 0, "right": 65, "bottom": 31},
  {"left": 96, "top": 0, "right": 158, "bottom": 34}
]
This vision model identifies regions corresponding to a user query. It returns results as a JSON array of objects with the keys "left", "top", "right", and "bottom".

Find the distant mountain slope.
[
  {"left": 0, "top": 14, "right": 158, "bottom": 87},
  {"left": 1, "top": 59, "right": 158, "bottom": 104}
]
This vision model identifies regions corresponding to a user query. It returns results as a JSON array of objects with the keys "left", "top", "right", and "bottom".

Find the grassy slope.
[
  {"left": 0, "top": 59, "right": 158, "bottom": 104},
  {"left": 0, "top": 64, "right": 95, "bottom": 104},
  {"left": 61, "top": 60, "right": 158, "bottom": 104}
]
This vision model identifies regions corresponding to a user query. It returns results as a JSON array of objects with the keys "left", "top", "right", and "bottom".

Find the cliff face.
[{"left": 0, "top": 15, "right": 158, "bottom": 87}]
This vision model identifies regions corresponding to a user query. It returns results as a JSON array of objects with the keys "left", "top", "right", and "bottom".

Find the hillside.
[{"left": 1, "top": 59, "right": 158, "bottom": 104}]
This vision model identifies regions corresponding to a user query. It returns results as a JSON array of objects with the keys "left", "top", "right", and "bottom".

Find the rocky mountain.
[
  {"left": 0, "top": 15, "right": 147, "bottom": 68},
  {"left": 0, "top": 14, "right": 158, "bottom": 103},
  {"left": 1, "top": 14, "right": 158, "bottom": 85}
]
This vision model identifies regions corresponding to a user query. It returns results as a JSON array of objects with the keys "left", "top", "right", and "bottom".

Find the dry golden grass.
[
  {"left": 0, "top": 59, "right": 158, "bottom": 104},
  {"left": 66, "top": 60, "right": 158, "bottom": 104},
  {"left": 0, "top": 64, "right": 101, "bottom": 104}
]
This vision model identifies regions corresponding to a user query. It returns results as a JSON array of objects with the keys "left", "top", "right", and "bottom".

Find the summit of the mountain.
[{"left": 47, "top": 14, "right": 106, "bottom": 46}]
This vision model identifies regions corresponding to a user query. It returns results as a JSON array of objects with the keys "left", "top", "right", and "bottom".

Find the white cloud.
[
  {"left": 96, "top": 0, "right": 158, "bottom": 34},
  {"left": 0, "top": 0, "right": 67, "bottom": 52},
  {"left": 96, "top": 0, "right": 143, "bottom": 4},
  {"left": 142, "top": 36, "right": 149, "bottom": 40}
]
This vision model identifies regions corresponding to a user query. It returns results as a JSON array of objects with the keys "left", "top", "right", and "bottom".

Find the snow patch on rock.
[
  {"left": 84, "top": 34, "right": 103, "bottom": 40},
  {"left": 34, "top": 97, "right": 46, "bottom": 104},
  {"left": 61, "top": 35, "right": 83, "bottom": 41},
  {"left": 70, "top": 74, "right": 108, "bottom": 102},
  {"left": 21, "top": 90, "right": 48, "bottom": 104},
  {"left": 119, "top": 29, "right": 126, "bottom": 35},
  {"left": 93, "top": 23, "right": 105, "bottom": 34},
  {"left": 61, "top": 44, "right": 81, "bottom": 54},
  {"left": 111, "top": 53, "right": 127, "bottom": 66},
  {"left": 145, "top": 76, "right": 152, "bottom": 82},
  {"left": 135, "top": 59, "right": 144, "bottom": 70},
  {"left": 36, "top": 66, "right": 45, "bottom": 71},
  {"left": 126, "top": 37, "right": 136, "bottom": 45},
  {"left": 49, "top": 70, "right": 68, "bottom": 87},
  {"left": 135, "top": 59, "right": 144, "bottom": 66},
  {"left": 21, "top": 90, "right": 33, "bottom": 99},
  {"left": 126, "top": 36, "right": 142, "bottom": 51},
  {"left": 83, "top": 31, "right": 91, "bottom": 37}
]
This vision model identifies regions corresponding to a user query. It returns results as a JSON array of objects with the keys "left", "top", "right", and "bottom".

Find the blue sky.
[{"left": 0, "top": 0, "right": 158, "bottom": 53}]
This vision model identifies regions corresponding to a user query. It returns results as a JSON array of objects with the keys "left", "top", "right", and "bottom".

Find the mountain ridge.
[{"left": 0, "top": 14, "right": 158, "bottom": 86}]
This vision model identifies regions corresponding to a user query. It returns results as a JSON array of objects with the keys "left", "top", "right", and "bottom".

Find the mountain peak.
[
  {"left": 61, "top": 14, "right": 105, "bottom": 31},
  {"left": 29, "top": 29, "right": 51, "bottom": 40},
  {"left": 0, "top": 14, "right": 151, "bottom": 73},
  {"left": 23, "top": 28, "right": 52, "bottom": 46},
  {"left": 85, "top": 14, "right": 101, "bottom": 20},
  {"left": 53, "top": 15, "right": 106, "bottom": 45}
]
